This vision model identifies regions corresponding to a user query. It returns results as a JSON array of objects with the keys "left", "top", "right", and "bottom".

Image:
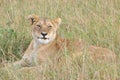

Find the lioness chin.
[{"left": 13, "top": 14, "right": 116, "bottom": 69}]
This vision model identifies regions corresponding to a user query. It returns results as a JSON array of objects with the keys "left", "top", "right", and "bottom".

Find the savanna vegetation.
[{"left": 0, "top": 0, "right": 120, "bottom": 80}]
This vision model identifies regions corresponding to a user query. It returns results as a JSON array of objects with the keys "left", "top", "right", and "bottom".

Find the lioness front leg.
[
  {"left": 12, "top": 40, "right": 35, "bottom": 69},
  {"left": 12, "top": 59, "right": 30, "bottom": 69}
]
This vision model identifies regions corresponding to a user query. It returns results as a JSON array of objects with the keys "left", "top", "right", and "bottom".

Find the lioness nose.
[{"left": 41, "top": 32, "right": 47, "bottom": 36}]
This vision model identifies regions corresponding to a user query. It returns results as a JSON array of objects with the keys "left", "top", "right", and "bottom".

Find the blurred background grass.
[{"left": 0, "top": 0, "right": 120, "bottom": 80}]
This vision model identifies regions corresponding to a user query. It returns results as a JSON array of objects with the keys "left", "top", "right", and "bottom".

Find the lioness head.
[{"left": 28, "top": 14, "right": 61, "bottom": 44}]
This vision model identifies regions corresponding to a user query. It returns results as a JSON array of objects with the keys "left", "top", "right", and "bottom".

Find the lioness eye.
[
  {"left": 36, "top": 25, "right": 41, "bottom": 28},
  {"left": 48, "top": 26, "right": 52, "bottom": 29}
]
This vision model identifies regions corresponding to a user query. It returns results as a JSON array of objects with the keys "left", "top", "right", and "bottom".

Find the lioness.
[{"left": 13, "top": 14, "right": 116, "bottom": 68}]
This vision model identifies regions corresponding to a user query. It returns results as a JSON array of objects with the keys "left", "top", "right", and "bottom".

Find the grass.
[{"left": 0, "top": 0, "right": 120, "bottom": 80}]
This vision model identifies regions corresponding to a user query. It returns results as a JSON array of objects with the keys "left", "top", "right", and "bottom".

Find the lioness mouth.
[
  {"left": 37, "top": 37, "right": 48, "bottom": 40},
  {"left": 41, "top": 37, "right": 48, "bottom": 40}
]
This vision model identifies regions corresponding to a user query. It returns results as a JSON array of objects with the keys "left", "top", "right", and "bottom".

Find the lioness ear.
[
  {"left": 53, "top": 18, "right": 62, "bottom": 26},
  {"left": 27, "top": 14, "right": 39, "bottom": 25}
]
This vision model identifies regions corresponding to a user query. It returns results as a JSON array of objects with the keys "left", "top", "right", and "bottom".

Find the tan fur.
[{"left": 13, "top": 14, "right": 116, "bottom": 69}]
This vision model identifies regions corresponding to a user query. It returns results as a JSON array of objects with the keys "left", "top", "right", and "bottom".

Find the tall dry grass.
[{"left": 0, "top": 0, "right": 120, "bottom": 80}]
